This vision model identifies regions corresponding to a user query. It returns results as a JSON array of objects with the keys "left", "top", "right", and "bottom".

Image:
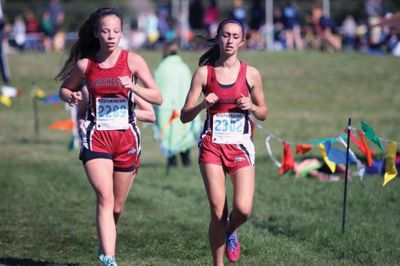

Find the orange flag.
[
  {"left": 167, "top": 109, "right": 180, "bottom": 125},
  {"left": 356, "top": 130, "right": 373, "bottom": 167},
  {"left": 349, "top": 130, "right": 375, "bottom": 156},
  {"left": 279, "top": 142, "right": 295, "bottom": 174},
  {"left": 48, "top": 119, "right": 75, "bottom": 131},
  {"left": 295, "top": 144, "right": 313, "bottom": 154}
]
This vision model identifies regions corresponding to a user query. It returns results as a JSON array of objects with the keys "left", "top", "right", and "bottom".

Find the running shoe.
[
  {"left": 225, "top": 230, "right": 241, "bottom": 263},
  {"left": 99, "top": 255, "right": 118, "bottom": 266},
  {"left": 98, "top": 244, "right": 104, "bottom": 262}
]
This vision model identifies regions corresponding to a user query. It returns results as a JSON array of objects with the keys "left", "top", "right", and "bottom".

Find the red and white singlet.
[
  {"left": 198, "top": 61, "right": 255, "bottom": 173},
  {"left": 79, "top": 50, "right": 141, "bottom": 173}
]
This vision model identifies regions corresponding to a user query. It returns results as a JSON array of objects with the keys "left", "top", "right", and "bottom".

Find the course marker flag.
[
  {"left": 279, "top": 142, "right": 295, "bottom": 174},
  {"left": 325, "top": 141, "right": 356, "bottom": 164},
  {"left": 360, "top": 120, "right": 384, "bottom": 152},
  {"left": 48, "top": 119, "right": 74, "bottom": 132},
  {"left": 0, "top": 95, "right": 12, "bottom": 107},
  {"left": 296, "top": 143, "right": 313, "bottom": 154},
  {"left": 383, "top": 141, "right": 398, "bottom": 186},
  {"left": 317, "top": 143, "right": 336, "bottom": 173}
]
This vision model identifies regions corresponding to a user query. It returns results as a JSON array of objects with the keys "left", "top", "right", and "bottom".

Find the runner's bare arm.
[
  {"left": 246, "top": 66, "right": 268, "bottom": 121},
  {"left": 120, "top": 53, "right": 163, "bottom": 106},
  {"left": 181, "top": 66, "right": 218, "bottom": 123},
  {"left": 59, "top": 59, "right": 87, "bottom": 106},
  {"left": 134, "top": 95, "right": 156, "bottom": 123}
]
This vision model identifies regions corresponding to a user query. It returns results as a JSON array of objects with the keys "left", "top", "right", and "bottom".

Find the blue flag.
[
  {"left": 324, "top": 141, "right": 356, "bottom": 164},
  {"left": 42, "top": 94, "right": 60, "bottom": 105}
]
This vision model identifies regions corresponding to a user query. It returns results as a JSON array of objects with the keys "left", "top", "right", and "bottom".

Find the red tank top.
[
  {"left": 85, "top": 50, "right": 136, "bottom": 122},
  {"left": 204, "top": 61, "right": 249, "bottom": 114},
  {"left": 203, "top": 61, "right": 252, "bottom": 134}
]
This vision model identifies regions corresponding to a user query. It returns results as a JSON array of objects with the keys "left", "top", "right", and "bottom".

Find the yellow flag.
[
  {"left": 0, "top": 95, "right": 12, "bottom": 107},
  {"left": 31, "top": 88, "right": 46, "bottom": 98},
  {"left": 317, "top": 143, "right": 336, "bottom": 173},
  {"left": 383, "top": 141, "right": 398, "bottom": 186}
]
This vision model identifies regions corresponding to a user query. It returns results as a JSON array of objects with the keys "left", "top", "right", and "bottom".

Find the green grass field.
[{"left": 0, "top": 50, "right": 399, "bottom": 266}]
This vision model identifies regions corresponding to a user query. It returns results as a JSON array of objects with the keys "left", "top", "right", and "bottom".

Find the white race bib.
[
  {"left": 96, "top": 98, "right": 129, "bottom": 130},
  {"left": 212, "top": 113, "right": 248, "bottom": 144}
]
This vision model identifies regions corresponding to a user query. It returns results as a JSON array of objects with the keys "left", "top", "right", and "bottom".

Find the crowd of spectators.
[
  {"left": 2, "top": 0, "right": 400, "bottom": 57},
  {"left": 4, "top": 0, "right": 64, "bottom": 53}
]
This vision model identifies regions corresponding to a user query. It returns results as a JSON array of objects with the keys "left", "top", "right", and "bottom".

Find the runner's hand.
[
  {"left": 119, "top": 76, "right": 135, "bottom": 92},
  {"left": 203, "top": 93, "right": 219, "bottom": 108},
  {"left": 68, "top": 91, "right": 82, "bottom": 107},
  {"left": 236, "top": 93, "right": 253, "bottom": 111}
]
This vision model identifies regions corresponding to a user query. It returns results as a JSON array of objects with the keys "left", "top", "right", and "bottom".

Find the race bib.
[
  {"left": 212, "top": 113, "right": 248, "bottom": 144},
  {"left": 96, "top": 98, "right": 129, "bottom": 130}
]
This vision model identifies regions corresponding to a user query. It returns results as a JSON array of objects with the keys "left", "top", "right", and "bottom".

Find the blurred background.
[
  {"left": 2, "top": 0, "right": 400, "bottom": 56},
  {"left": 1, "top": 1, "right": 400, "bottom": 265}
]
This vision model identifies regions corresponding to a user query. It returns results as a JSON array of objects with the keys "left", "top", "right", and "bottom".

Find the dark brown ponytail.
[
  {"left": 198, "top": 18, "right": 245, "bottom": 67},
  {"left": 55, "top": 7, "right": 123, "bottom": 81}
]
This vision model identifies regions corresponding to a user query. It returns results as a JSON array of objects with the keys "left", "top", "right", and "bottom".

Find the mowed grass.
[{"left": 0, "top": 50, "right": 399, "bottom": 265}]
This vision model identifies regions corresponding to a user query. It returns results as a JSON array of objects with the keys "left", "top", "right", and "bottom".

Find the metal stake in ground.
[
  {"left": 341, "top": 118, "right": 351, "bottom": 233},
  {"left": 33, "top": 95, "right": 39, "bottom": 138}
]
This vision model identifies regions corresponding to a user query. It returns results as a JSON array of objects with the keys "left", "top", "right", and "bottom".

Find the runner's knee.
[
  {"left": 97, "top": 191, "right": 114, "bottom": 208},
  {"left": 233, "top": 206, "right": 252, "bottom": 222}
]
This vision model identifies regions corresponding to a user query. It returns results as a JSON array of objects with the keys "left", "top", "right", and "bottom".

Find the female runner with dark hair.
[
  {"left": 56, "top": 7, "right": 162, "bottom": 266},
  {"left": 181, "top": 18, "right": 268, "bottom": 265}
]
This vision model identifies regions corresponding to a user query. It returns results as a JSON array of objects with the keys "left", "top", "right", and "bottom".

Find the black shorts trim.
[
  {"left": 239, "top": 144, "right": 250, "bottom": 160},
  {"left": 114, "top": 165, "right": 137, "bottom": 172},
  {"left": 80, "top": 147, "right": 112, "bottom": 164}
]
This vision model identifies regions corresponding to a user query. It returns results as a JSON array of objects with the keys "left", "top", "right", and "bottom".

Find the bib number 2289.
[{"left": 96, "top": 98, "right": 129, "bottom": 130}]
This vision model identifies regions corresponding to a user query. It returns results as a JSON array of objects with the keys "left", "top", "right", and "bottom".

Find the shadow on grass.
[
  {"left": 0, "top": 257, "right": 78, "bottom": 266},
  {"left": 139, "top": 162, "right": 164, "bottom": 168},
  {"left": 17, "top": 138, "right": 67, "bottom": 146},
  {"left": 252, "top": 215, "right": 296, "bottom": 237},
  {"left": 0, "top": 137, "right": 68, "bottom": 146}
]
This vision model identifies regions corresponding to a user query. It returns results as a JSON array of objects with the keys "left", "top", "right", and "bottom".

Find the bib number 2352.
[{"left": 212, "top": 113, "right": 246, "bottom": 144}]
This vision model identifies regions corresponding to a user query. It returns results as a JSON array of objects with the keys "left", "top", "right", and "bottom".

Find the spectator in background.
[
  {"left": 365, "top": 153, "right": 400, "bottom": 176},
  {"left": 340, "top": 15, "right": 357, "bottom": 51},
  {"left": 11, "top": 15, "right": 26, "bottom": 51},
  {"left": 319, "top": 13, "right": 342, "bottom": 51},
  {"left": 40, "top": 11, "right": 53, "bottom": 52},
  {"left": 230, "top": 0, "right": 248, "bottom": 30},
  {"left": 44, "top": 0, "right": 64, "bottom": 51},
  {"left": 273, "top": 8, "right": 285, "bottom": 50},
  {"left": 365, "top": 0, "right": 386, "bottom": 17},
  {"left": 309, "top": 3, "right": 341, "bottom": 52},
  {"left": 308, "top": 3, "right": 324, "bottom": 49},
  {"left": 24, "top": 10, "right": 42, "bottom": 52},
  {"left": 46, "top": 0, "right": 64, "bottom": 36},
  {"left": 25, "top": 10, "right": 40, "bottom": 34},
  {"left": 376, "top": 12, "right": 400, "bottom": 56},
  {"left": 281, "top": 0, "right": 303, "bottom": 50},
  {"left": 128, "top": 18, "right": 146, "bottom": 51},
  {"left": 153, "top": 40, "right": 201, "bottom": 169},
  {"left": 203, "top": 0, "right": 220, "bottom": 37},
  {"left": 294, "top": 158, "right": 348, "bottom": 182},
  {"left": 0, "top": 0, "right": 10, "bottom": 84},
  {"left": 157, "top": 7, "right": 176, "bottom": 43},
  {"left": 189, "top": 0, "right": 204, "bottom": 32},
  {"left": 248, "top": 0, "right": 265, "bottom": 50},
  {"left": 250, "top": 0, "right": 264, "bottom": 31},
  {"left": 354, "top": 23, "right": 369, "bottom": 52},
  {"left": 145, "top": 9, "right": 159, "bottom": 48},
  {"left": 365, "top": 0, "right": 386, "bottom": 54}
]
